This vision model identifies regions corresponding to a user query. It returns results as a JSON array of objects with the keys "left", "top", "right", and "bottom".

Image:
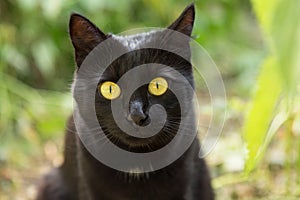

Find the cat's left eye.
[
  {"left": 148, "top": 77, "right": 168, "bottom": 96},
  {"left": 99, "top": 81, "right": 121, "bottom": 100}
]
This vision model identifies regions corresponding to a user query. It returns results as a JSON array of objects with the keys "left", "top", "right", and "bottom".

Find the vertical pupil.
[
  {"left": 109, "top": 85, "right": 112, "bottom": 93},
  {"left": 156, "top": 81, "right": 159, "bottom": 89}
]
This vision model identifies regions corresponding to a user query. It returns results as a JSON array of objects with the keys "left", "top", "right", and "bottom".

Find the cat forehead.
[{"left": 111, "top": 30, "right": 162, "bottom": 50}]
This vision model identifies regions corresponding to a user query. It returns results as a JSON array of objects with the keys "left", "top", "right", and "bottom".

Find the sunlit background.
[{"left": 0, "top": 0, "right": 299, "bottom": 199}]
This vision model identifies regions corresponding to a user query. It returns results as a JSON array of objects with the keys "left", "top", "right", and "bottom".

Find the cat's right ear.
[{"left": 69, "top": 13, "right": 107, "bottom": 67}]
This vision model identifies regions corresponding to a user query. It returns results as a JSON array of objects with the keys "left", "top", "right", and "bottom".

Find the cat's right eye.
[
  {"left": 148, "top": 77, "right": 168, "bottom": 96},
  {"left": 99, "top": 81, "right": 121, "bottom": 100}
]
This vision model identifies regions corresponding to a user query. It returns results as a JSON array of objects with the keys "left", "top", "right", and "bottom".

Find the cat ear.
[
  {"left": 69, "top": 13, "right": 107, "bottom": 67},
  {"left": 168, "top": 3, "right": 195, "bottom": 36}
]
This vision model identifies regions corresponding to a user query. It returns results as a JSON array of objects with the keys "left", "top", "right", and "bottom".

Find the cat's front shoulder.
[{"left": 36, "top": 168, "right": 74, "bottom": 200}]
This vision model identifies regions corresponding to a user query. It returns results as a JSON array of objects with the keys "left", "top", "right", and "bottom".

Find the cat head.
[{"left": 70, "top": 4, "right": 196, "bottom": 152}]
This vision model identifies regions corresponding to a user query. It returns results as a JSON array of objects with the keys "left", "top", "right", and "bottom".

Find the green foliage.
[
  {"left": 244, "top": 0, "right": 300, "bottom": 172},
  {"left": 195, "top": 0, "right": 263, "bottom": 96},
  {"left": 0, "top": 71, "right": 71, "bottom": 164}
]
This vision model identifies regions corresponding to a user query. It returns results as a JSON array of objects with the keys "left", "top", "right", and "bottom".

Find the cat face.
[{"left": 70, "top": 4, "right": 195, "bottom": 153}]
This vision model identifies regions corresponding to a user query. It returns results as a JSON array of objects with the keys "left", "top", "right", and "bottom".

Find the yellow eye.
[
  {"left": 100, "top": 81, "right": 121, "bottom": 100},
  {"left": 148, "top": 77, "right": 168, "bottom": 96}
]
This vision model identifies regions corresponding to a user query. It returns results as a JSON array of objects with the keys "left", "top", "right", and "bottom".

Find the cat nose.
[
  {"left": 128, "top": 102, "right": 148, "bottom": 126},
  {"left": 129, "top": 113, "right": 148, "bottom": 126}
]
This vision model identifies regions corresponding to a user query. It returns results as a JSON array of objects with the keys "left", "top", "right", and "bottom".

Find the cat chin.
[
  {"left": 120, "top": 135, "right": 154, "bottom": 147},
  {"left": 117, "top": 170, "right": 151, "bottom": 182},
  {"left": 108, "top": 134, "right": 162, "bottom": 152}
]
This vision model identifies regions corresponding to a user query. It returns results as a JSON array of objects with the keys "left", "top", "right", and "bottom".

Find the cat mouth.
[{"left": 127, "top": 115, "right": 151, "bottom": 127}]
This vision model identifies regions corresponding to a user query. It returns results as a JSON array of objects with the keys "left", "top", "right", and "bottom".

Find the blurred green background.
[{"left": 0, "top": 0, "right": 299, "bottom": 199}]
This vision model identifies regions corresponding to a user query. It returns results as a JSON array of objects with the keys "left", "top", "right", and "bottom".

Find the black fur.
[{"left": 37, "top": 3, "right": 214, "bottom": 200}]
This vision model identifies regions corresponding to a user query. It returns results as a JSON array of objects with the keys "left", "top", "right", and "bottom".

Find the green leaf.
[
  {"left": 243, "top": 57, "right": 282, "bottom": 173},
  {"left": 245, "top": 0, "right": 300, "bottom": 172},
  {"left": 271, "top": 0, "right": 300, "bottom": 98}
]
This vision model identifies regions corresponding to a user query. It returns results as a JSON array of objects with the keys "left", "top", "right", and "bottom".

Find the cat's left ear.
[
  {"left": 69, "top": 13, "right": 107, "bottom": 67},
  {"left": 168, "top": 3, "right": 195, "bottom": 36}
]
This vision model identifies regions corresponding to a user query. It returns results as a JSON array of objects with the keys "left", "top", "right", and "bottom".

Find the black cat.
[{"left": 37, "top": 3, "right": 214, "bottom": 200}]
